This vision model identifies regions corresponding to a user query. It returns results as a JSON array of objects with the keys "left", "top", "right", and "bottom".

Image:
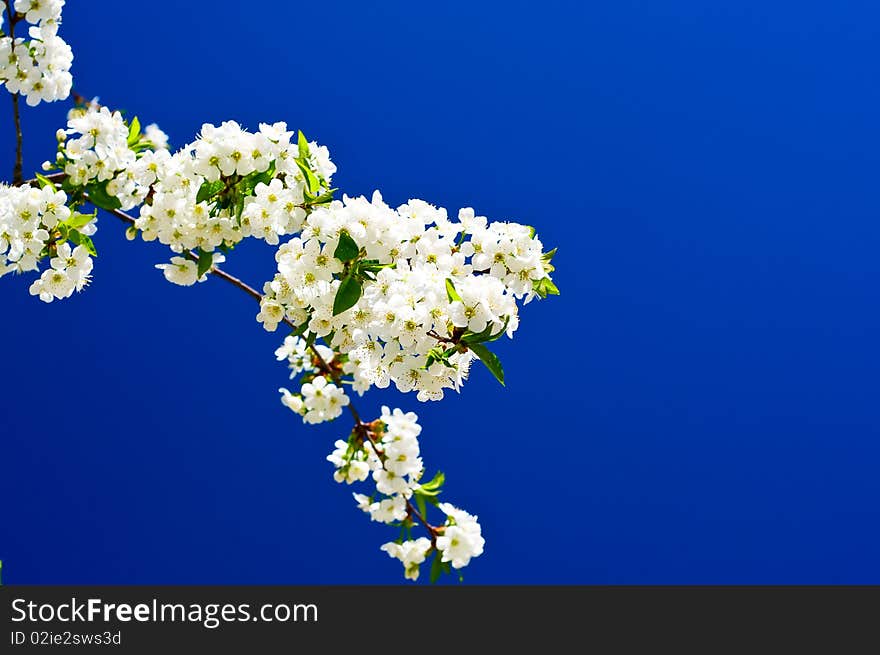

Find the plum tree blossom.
[{"left": 0, "top": 2, "right": 559, "bottom": 582}]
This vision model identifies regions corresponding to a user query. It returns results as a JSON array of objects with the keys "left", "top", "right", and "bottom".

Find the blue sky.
[{"left": 2, "top": 0, "right": 879, "bottom": 583}]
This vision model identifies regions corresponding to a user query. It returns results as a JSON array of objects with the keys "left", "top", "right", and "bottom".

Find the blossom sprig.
[
  {"left": 258, "top": 197, "right": 558, "bottom": 402},
  {"left": 0, "top": 176, "right": 97, "bottom": 301},
  {"left": 331, "top": 408, "right": 485, "bottom": 582},
  {"left": 0, "top": 0, "right": 72, "bottom": 107},
  {"left": 0, "top": 99, "right": 169, "bottom": 303},
  {"left": 43, "top": 99, "right": 169, "bottom": 211}
]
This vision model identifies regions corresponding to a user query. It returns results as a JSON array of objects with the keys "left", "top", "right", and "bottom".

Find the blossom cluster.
[
  {"left": 131, "top": 121, "right": 335, "bottom": 272},
  {"left": 0, "top": 0, "right": 72, "bottom": 106},
  {"left": 0, "top": 102, "right": 170, "bottom": 302},
  {"left": 49, "top": 103, "right": 169, "bottom": 210},
  {"left": 0, "top": 182, "right": 95, "bottom": 301},
  {"left": 260, "top": 191, "right": 556, "bottom": 401},
  {"left": 326, "top": 406, "right": 484, "bottom": 581}
]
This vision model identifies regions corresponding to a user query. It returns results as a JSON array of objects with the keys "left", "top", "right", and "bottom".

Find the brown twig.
[{"left": 5, "top": 0, "right": 23, "bottom": 183}]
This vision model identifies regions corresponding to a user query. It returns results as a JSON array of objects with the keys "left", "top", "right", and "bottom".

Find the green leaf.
[
  {"left": 196, "top": 249, "right": 214, "bottom": 278},
  {"left": 310, "top": 188, "right": 337, "bottom": 205},
  {"left": 297, "top": 130, "right": 310, "bottom": 160},
  {"left": 429, "top": 552, "right": 444, "bottom": 584},
  {"left": 66, "top": 212, "right": 95, "bottom": 229},
  {"left": 85, "top": 182, "right": 121, "bottom": 211},
  {"left": 334, "top": 230, "right": 360, "bottom": 262},
  {"left": 234, "top": 192, "right": 245, "bottom": 224},
  {"left": 238, "top": 161, "right": 276, "bottom": 195},
  {"left": 462, "top": 316, "right": 509, "bottom": 345},
  {"left": 35, "top": 173, "right": 57, "bottom": 190},
  {"left": 127, "top": 116, "right": 141, "bottom": 147},
  {"left": 294, "top": 158, "right": 320, "bottom": 195},
  {"left": 417, "top": 471, "right": 445, "bottom": 497},
  {"left": 415, "top": 492, "right": 428, "bottom": 521},
  {"left": 445, "top": 278, "right": 462, "bottom": 303},
  {"left": 333, "top": 275, "right": 362, "bottom": 316},
  {"left": 292, "top": 319, "right": 310, "bottom": 337},
  {"left": 467, "top": 342, "right": 505, "bottom": 386},
  {"left": 196, "top": 179, "right": 225, "bottom": 204},
  {"left": 421, "top": 470, "right": 445, "bottom": 491},
  {"left": 532, "top": 277, "right": 560, "bottom": 299},
  {"left": 541, "top": 248, "right": 557, "bottom": 274},
  {"left": 67, "top": 229, "right": 97, "bottom": 257}
]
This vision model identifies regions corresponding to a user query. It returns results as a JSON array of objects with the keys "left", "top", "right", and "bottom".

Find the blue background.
[{"left": 2, "top": 1, "right": 879, "bottom": 584}]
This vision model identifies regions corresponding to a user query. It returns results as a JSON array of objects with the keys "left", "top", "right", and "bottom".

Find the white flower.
[
  {"left": 299, "top": 375, "right": 349, "bottom": 424},
  {"left": 1, "top": 2, "right": 72, "bottom": 106},
  {"left": 326, "top": 439, "right": 375, "bottom": 484},
  {"left": 380, "top": 538, "right": 432, "bottom": 581},
  {"left": 275, "top": 335, "right": 317, "bottom": 377},
  {"left": 435, "top": 502, "right": 485, "bottom": 569},
  {"left": 353, "top": 493, "right": 372, "bottom": 513},
  {"left": 29, "top": 267, "right": 72, "bottom": 302},
  {"left": 368, "top": 495, "right": 407, "bottom": 524},
  {"left": 260, "top": 189, "right": 549, "bottom": 402},
  {"left": 144, "top": 123, "right": 169, "bottom": 150},
  {"left": 155, "top": 256, "right": 198, "bottom": 286},
  {"left": 278, "top": 388, "right": 305, "bottom": 415}
]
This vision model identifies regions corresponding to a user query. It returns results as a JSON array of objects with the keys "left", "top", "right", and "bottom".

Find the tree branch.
[
  {"left": 15, "top": 171, "right": 443, "bottom": 541},
  {"left": 93, "top": 201, "right": 437, "bottom": 537},
  {"left": 5, "top": 0, "right": 23, "bottom": 184}
]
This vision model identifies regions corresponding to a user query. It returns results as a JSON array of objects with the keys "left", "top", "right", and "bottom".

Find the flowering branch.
[
  {"left": 94, "top": 199, "right": 447, "bottom": 536},
  {"left": 1, "top": 2, "right": 558, "bottom": 582}
]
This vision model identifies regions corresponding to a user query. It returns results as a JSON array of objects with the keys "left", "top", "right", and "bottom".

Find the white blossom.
[
  {"left": 1, "top": 184, "right": 94, "bottom": 302},
  {"left": 381, "top": 538, "right": 432, "bottom": 581},
  {"left": 0, "top": 1, "right": 72, "bottom": 106},
  {"left": 436, "top": 502, "right": 485, "bottom": 569},
  {"left": 155, "top": 256, "right": 198, "bottom": 286}
]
